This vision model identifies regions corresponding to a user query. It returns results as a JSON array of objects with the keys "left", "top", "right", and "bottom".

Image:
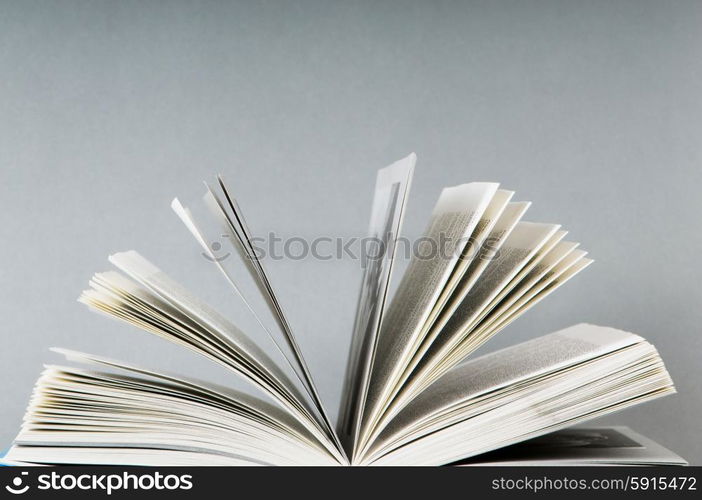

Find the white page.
[
  {"left": 79, "top": 275, "right": 337, "bottom": 454},
  {"left": 364, "top": 325, "right": 671, "bottom": 464},
  {"left": 338, "top": 154, "right": 415, "bottom": 449},
  {"left": 87, "top": 251, "right": 344, "bottom": 461},
  {"left": 8, "top": 356, "right": 337, "bottom": 465},
  {"left": 385, "top": 325, "right": 643, "bottom": 435},
  {"left": 432, "top": 201, "right": 532, "bottom": 329},
  {"left": 11, "top": 365, "right": 334, "bottom": 465},
  {"left": 436, "top": 221, "right": 561, "bottom": 343},
  {"left": 170, "top": 198, "right": 322, "bottom": 424},
  {"left": 435, "top": 249, "right": 590, "bottom": 372},
  {"left": 374, "top": 360, "right": 671, "bottom": 465},
  {"left": 52, "top": 348, "right": 321, "bottom": 445},
  {"left": 440, "top": 245, "right": 587, "bottom": 363},
  {"left": 198, "top": 179, "right": 341, "bottom": 451},
  {"left": 359, "top": 182, "right": 499, "bottom": 447},
  {"left": 361, "top": 221, "right": 560, "bottom": 443},
  {"left": 368, "top": 351, "right": 653, "bottom": 462},
  {"left": 389, "top": 201, "right": 531, "bottom": 399},
  {"left": 470, "top": 229, "right": 569, "bottom": 325},
  {"left": 469, "top": 256, "right": 594, "bottom": 352},
  {"left": 426, "top": 190, "right": 515, "bottom": 328}
]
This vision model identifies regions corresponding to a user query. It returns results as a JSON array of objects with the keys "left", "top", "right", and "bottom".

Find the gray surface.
[{"left": 0, "top": 0, "right": 700, "bottom": 464}]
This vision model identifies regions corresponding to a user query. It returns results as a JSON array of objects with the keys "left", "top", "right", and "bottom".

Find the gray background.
[{"left": 1, "top": 0, "right": 700, "bottom": 464}]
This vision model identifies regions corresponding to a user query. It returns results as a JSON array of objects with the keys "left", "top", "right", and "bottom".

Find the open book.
[{"left": 6, "top": 154, "right": 675, "bottom": 465}]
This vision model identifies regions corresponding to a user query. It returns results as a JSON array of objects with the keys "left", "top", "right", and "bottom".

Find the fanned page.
[
  {"left": 78, "top": 251, "right": 344, "bottom": 463},
  {"left": 355, "top": 185, "right": 581, "bottom": 455},
  {"left": 337, "top": 153, "right": 415, "bottom": 451},
  {"left": 358, "top": 182, "right": 499, "bottom": 452},
  {"left": 6, "top": 324, "right": 674, "bottom": 465},
  {"left": 10, "top": 350, "right": 338, "bottom": 465},
  {"left": 6, "top": 154, "right": 678, "bottom": 466},
  {"left": 169, "top": 181, "right": 342, "bottom": 454},
  {"left": 357, "top": 324, "right": 674, "bottom": 465}
]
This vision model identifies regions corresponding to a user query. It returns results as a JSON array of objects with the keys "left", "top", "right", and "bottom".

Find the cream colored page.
[
  {"left": 356, "top": 222, "right": 561, "bottom": 439},
  {"left": 368, "top": 201, "right": 531, "bottom": 431},
  {"left": 85, "top": 255, "right": 348, "bottom": 463}
]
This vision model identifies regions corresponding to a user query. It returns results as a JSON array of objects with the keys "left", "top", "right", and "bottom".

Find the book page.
[
  {"left": 423, "top": 324, "right": 641, "bottom": 419},
  {"left": 52, "top": 348, "right": 318, "bottom": 444},
  {"left": 171, "top": 196, "right": 330, "bottom": 435},
  {"left": 428, "top": 190, "right": 515, "bottom": 324},
  {"left": 86, "top": 251, "right": 344, "bottom": 461},
  {"left": 199, "top": 179, "right": 340, "bottom": 450},
  {"left": 9, "top": 361, "right": 338, "bottom": 465},
  {"left": 417, "top": 191, "right": 517, "bottom": 354},
  {"left": 378, "top": 222, "right": 560, "bottom": 423},
  {"left": 472, "top": 256, "right": 593, "bottom": 344},
  {"left": 372, "top": 350, "right": 671, "bottom": 465},
  {"left": 411, "top": 253, "right": 592, "bottom": 406},
  {"left": 338, "top": 154, "right": 415, "bottom": 448},
  {"left": 388, "top": 201, "right": 531, "bottom": 399},
  {"left": 438, "top": 221, "right": 561, "bottom": 341},
  {"left": 367, "top": 324, "right": 646, "bottom": 462},
  {"left": 435, "top": 246, "right": 588, "bottom": 370},
  {"left": 359, "top": 182, "right": 499, "bottom": 446}
]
